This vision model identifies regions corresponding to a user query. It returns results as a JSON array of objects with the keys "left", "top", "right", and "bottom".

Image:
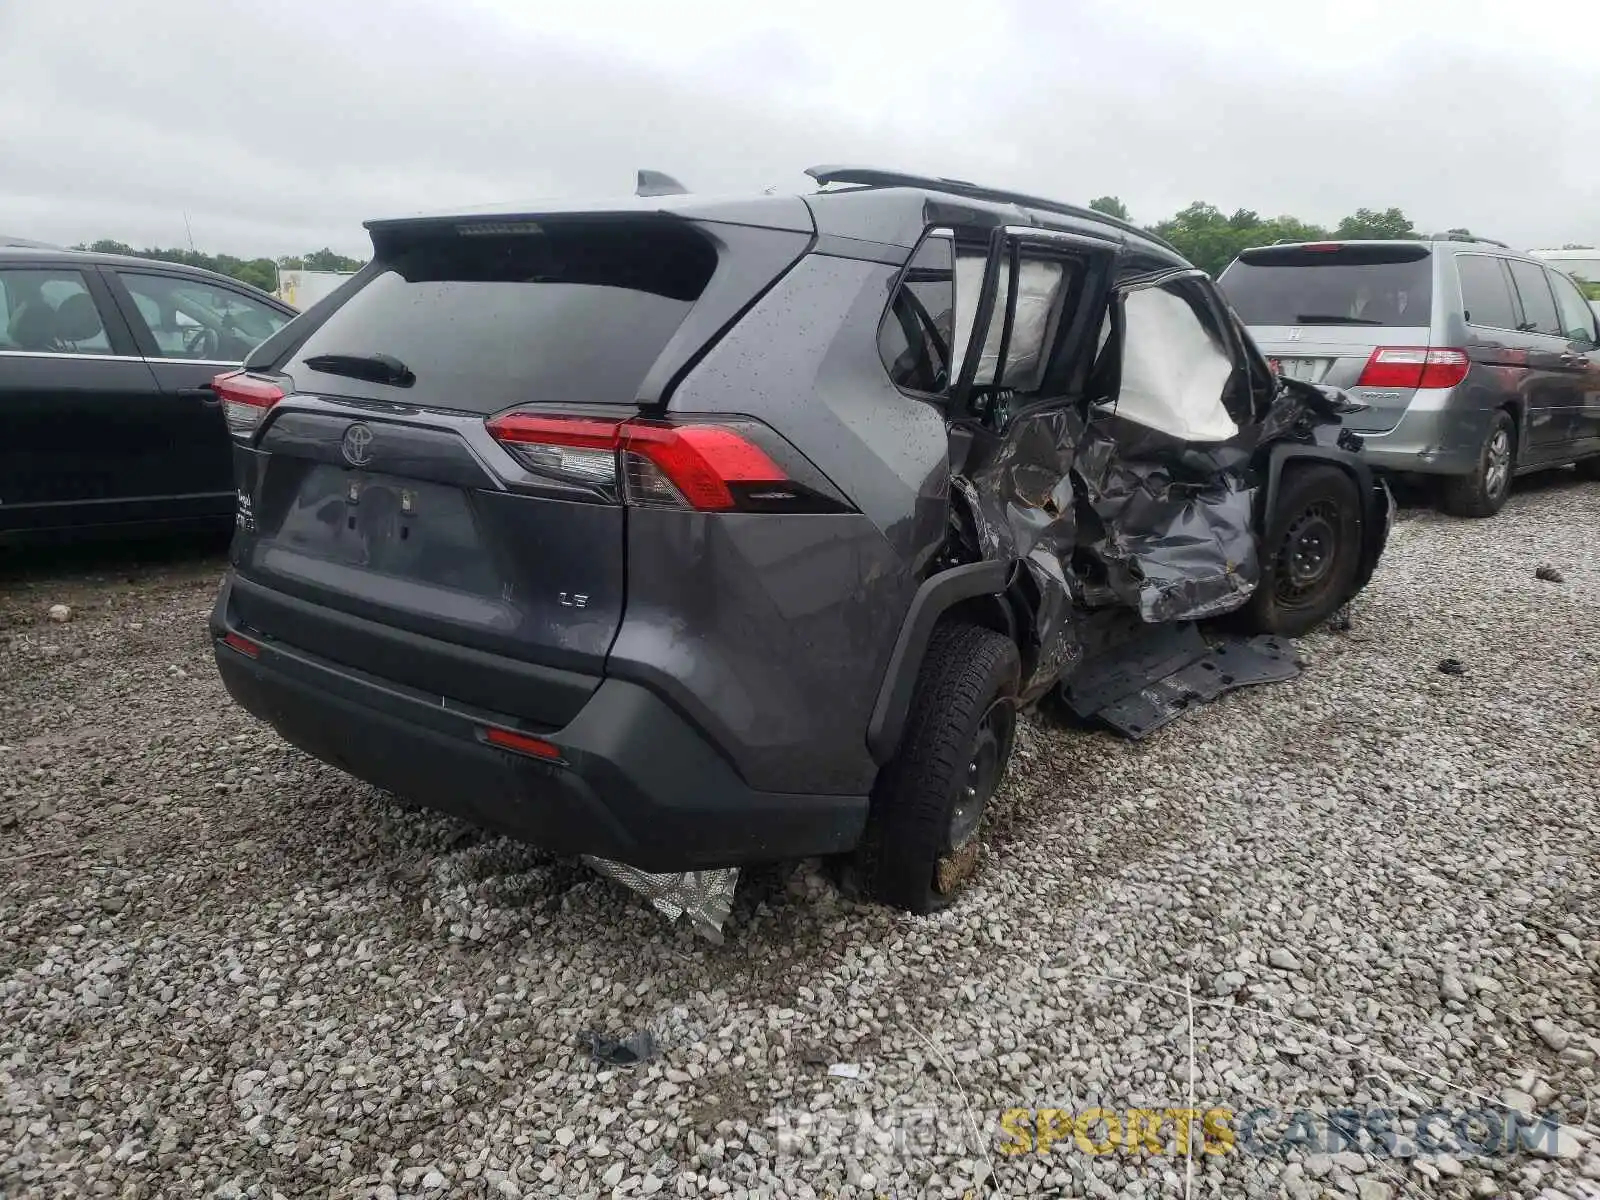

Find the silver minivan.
[{"left": 1219, "top": 238, "right": 1600, "bottom": 516}]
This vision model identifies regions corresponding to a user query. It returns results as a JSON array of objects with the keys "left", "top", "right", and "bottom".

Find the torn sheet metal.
[
  {"left": 1072, "top": 422, "right": 1260, "bottom": 624},
  {"left": 1058, "top": 622, "right": 1298, "bottom": 739},
  {"left": 957, "top": 400, "right": 1262, "bottom": 695},
  {"left": 581, "top": 856, "right": 738, "bottom": 942},
  {"left": 953, "top": 406, "right": 1086, "bottom": 698}
]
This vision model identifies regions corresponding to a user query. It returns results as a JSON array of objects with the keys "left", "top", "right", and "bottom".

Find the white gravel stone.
[{"left": 1535, "top": 1019, "right": 1575, "bottom": 1053}]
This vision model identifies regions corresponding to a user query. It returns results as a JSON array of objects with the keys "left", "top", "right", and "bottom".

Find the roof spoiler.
[{"left": 637, "top": 170, "right": 689, "bottom": 198}]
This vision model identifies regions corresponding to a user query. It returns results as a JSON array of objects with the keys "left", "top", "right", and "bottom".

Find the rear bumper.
[
  {"left": 1354, "top": 400, "right": 1489, "bottom": 477},
  {"left": 210, "top": 576, "right": 867, "bottom": 870}
]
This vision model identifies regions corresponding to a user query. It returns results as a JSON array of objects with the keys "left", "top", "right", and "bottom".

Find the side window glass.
[
  {"left": 878, "top": 232, "right": 954, "bottom": 395},
  {"left": 119, "top": 272, "right": 290, "bottom": 362},
  {"left": 1456, "top": 255, "right": 1519, "bottom": 330},
  {"left": 1547, "top": 270, "right": 1599, "bottom": 344},
  {"left": 1115, "top": 281, "right": 1238, "bottom": 442},
  {"left": 0, "top": 268, "right": 113, "bottom": 354},
  {"left": 1506, "top": 260, "right": 1561, "bottom": 336}
]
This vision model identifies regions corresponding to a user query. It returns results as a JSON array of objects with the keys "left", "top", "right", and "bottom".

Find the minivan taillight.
[
  {"left": 213, "top": 371, "right": 285, "bottom": 438},
  {"left": 485, "top": 413, "right": 848, "bottom": 513},
  {"left": 1356, "top": 347, "right": 1469, "bottom": 390}
]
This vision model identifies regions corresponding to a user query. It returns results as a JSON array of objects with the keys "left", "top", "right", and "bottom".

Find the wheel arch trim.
[{"left": 867, "top": 560, "right": 1010, "bottom": 764}]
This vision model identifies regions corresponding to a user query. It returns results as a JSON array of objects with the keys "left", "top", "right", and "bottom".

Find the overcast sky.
[{"left": 2, "top": 0, "right": 1594, "bottom": 259}]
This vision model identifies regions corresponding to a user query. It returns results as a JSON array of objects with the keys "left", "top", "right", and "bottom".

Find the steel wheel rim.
[
  {"left": 1273, "top": 501, "right": 1340, "bottom": 608},
  {"left": 1485, "top": 428, "right": 1512, "bottom": 498},
  {"left": 937, "top": 700, "right": 1014, "bottom": 894}
]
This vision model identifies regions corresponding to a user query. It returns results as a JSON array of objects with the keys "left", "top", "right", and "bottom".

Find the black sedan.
[{"left": 0, "top": 247, "right": 297, "bottom": 544}]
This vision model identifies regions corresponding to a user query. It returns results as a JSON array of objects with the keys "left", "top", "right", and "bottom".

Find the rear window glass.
[
  {"left": 879, "top": 233, "right": 955, "bottom": 394},
  {"left": 290, "top": 222, "right": 717, "bottom": 411},
  {"left": 1220, "top": 246, "right": 1432, "bottom": 328}
]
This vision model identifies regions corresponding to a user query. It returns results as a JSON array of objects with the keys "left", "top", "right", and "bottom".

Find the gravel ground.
[{"left": 2, "top": 476, "right": 1598, "bottom": 1200}]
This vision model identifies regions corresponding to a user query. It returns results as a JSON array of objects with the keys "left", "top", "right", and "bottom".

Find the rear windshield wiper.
[
  {"left": 302, "top": 352, "right": 416, "bottom": 387},
  {"left": 1292, "top": 314, "right": 1385, "bottom": 326}
]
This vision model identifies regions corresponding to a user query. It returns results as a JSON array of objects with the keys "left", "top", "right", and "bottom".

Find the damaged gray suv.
[{"left": 209, "top": 167, "right": 1391, "bottom": 917}]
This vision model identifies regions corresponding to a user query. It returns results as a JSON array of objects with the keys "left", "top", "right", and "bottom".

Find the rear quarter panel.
[{"left": 614, "top": 253, "right": 950, "bottom": 794}]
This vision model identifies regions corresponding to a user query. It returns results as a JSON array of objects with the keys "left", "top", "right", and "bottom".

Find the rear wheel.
[
  {"left": 1440, "top": 410, "right": 1516, "bottom": 517},
  {"left": 859, "top": 622, "right": 1019, "bottom": 914},
  {"left": 1239, "top": 465, "right": 1362, "bottom": 637}
]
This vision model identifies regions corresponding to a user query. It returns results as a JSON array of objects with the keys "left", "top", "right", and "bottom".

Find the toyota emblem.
[{"left": 341, "top": 423, "right": 375, "bottom": 467}]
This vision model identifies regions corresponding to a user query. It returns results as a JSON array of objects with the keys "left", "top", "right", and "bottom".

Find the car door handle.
[{"left": 177, "top": 385, "right": 219, "bottom": 406}]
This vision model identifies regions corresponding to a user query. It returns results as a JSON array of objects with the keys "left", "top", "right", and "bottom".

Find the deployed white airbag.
[{"left": 1115, "top": 286, "right": 1238, "bottom": 443}]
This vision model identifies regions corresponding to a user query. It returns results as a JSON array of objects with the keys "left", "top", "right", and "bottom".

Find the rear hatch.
[
  {"left": 1220, "top": 243, "right": 1435, "bottom": 433},
  {"left": 221, "top": 211, "right": 810, "bottom": 727}
]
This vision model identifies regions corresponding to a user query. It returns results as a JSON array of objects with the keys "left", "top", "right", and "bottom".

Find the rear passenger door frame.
[
  {"left": 1455, "top": 252, "right": 1546, "bottom": 463},
  {"left": 948, "top": 223, "right": 1120, "bottom": 427},
  {"left": 100, "top": 266, "right": 296, "bottom": 514},
  {"left": 1543, "top": 266, "right": 1600, "bottom": 458},
  {"left": 1503, "top": 257, "right": 1579, "bottom": 464}
]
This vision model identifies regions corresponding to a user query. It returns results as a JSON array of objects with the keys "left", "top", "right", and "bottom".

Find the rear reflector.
[
  {"left": 485, "top": 413, "right": 792, "bottom": 511},
  {"left": 1357, "top": 347, "right": 1469, "bottom": 390},
  {"left": 482, "top": 727, "right": 564, "bottom": 761},
  {"left": 213, "top": 371, "right": 285, "bottom": 438},
  {"left": 221, "top": 631, "right": 260, "bottom": 658}
]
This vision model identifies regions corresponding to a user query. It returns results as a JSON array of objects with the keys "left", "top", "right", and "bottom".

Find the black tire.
[
  {"left": 1239, "top": 464, "right": 1363, "bottom": 638},
  {"left": 1575, "top": 455, "right": 1600, "bottom": 482},
  {"left": 859, "top": 622, "right": 1019, "bottom": 914},
  {"left": 1440, "top": 410, "right": 1516, "bottom": 517}
]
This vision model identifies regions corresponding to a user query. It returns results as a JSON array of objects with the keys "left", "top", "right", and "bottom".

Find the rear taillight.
[
  {"left": 213, "top": 371, "right": 285, "bottom": 438},
  {"left": 485, "top": 413, "right": 847, "bottom": 513},
  {"left": 1356, "top": 347, "right": 1469, "bottom": 390}
]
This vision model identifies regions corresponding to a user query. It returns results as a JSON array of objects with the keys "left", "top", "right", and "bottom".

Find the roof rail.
[
  {"left": 804, "top": 165, "right": 1177, "bottom": 254},
  {"left": 1428, "top": 232, "right": 1508, "bottom": 248}
]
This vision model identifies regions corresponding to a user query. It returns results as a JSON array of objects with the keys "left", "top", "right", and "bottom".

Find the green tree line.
[
  {"left": 1088, "top": 197, "right": 1452, "bottom": 276},
  {"left": 73, "top": 240, "right": 365, "bottom": 295}
]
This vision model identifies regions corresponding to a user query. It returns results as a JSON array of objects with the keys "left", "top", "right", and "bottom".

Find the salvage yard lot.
[{"left": 2, "top": 479, "right": 1599, "bottom": 1200}]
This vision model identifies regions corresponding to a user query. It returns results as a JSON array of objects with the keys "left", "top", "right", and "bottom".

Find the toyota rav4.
[{"left": 210, "top": 167, "right": 1391, "bottom": 916}]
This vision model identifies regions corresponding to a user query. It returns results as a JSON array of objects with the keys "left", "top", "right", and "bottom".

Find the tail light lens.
[
  {"left": 485, "top": 413, "right": 849, "bottom": 513},
  {"left": 1357, "top": 348, "right": 1469, "bottom": 390},
  {"left": 213, "top": 371, "right": 285, "bottom": 438}
]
